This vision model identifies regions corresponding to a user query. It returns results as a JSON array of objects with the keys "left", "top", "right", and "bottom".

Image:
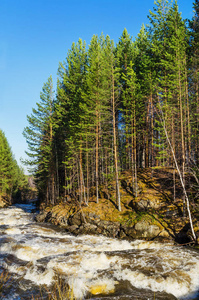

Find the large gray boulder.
[{"left": 134, "top": 220, "right": 161, "bottom": 238}]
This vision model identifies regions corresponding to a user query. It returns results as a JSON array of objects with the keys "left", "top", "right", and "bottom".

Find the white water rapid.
[{"left": 0, "top": 204, "right": 199, "bottom": 300}]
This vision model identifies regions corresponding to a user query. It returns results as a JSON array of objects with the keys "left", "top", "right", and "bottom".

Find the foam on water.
[
  {"left": 24, "top": 266, "right": 55, "bottom": 285},
  {"left": 5, "top": 228, "right": 22, "bottom": 235},
  {"left": 1, "top": 205, "right": 199, "bottom": 299}
]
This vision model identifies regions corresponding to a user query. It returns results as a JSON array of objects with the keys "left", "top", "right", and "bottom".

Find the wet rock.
[
  {"left": 0, "top": 199, "right": 8, "bottom": 208},
  {"left": 67, "top": 225, "right": 79, "bottom": 233},
  {"left": 96, "top": 220, "right": 120, "bottom": 237},
  {"left": 175, "top": 223, "right": 194, "bottom": 244},
  {"left": 125, "top": 227, "right": 136, "bottom": 238},
  {"left": 78, "top": 223, "right": 97, "bottom": 235},
  {"left": 118, "top": 228, "right": 127, "bottom": 239},
  {"left": 35, "top": 210, "right": 49, "bottom": 222},
  {"left": 35, "top": 207, "right": 171, "bottom": 242},
  {"left": 68, "top": 212, "right": 84, "bottom": 226}
]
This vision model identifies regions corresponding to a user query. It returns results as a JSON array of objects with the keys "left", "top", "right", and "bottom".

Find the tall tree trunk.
[
  {"left": 86, "top": 135, "right": 89, "bottom": 204},
  {"left": 112, "top": 70, "right": 121, "bottom": 211},
  {"left": 178, "top": 65, "right": 186, "bottom": 217},
  {"left": 133, "top": 105, "right": 138, "bottom": 197},
  {"left": 96, "top": 112, "right": 99, "bottom": 204},
  {"left": 50, "top": 122, "right": 55, "bottom": 205},
  {"left": 172, "top": 115, "right": 176, "bottom": 201},
  {"left": 79, "top": 138, "right": 83, "bottom": 204}
]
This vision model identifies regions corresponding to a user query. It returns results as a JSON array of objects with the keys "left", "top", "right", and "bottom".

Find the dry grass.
[
  {"left": 0, "top": 271, "right": 11, "bottom": 297},
  {"left": 33, "top": 276, "right": 78, "bottom": 300}
]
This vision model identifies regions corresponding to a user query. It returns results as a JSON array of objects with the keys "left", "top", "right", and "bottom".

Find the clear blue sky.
[{"left": 0, "top": 0, "right": 194, "bottom": 174}]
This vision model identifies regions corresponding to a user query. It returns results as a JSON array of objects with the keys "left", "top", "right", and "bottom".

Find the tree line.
[
  {"left": 23, "top": 0, "right": 199, "bottom": 211},
  {"left": 0, "top": 129, "right": 28, "bottom": 204}
]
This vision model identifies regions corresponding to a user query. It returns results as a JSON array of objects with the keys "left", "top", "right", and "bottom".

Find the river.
[{"left": 0, "top": 204, "right": 199, "bottom": 300}]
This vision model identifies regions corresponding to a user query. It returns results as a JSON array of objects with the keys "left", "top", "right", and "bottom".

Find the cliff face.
[{"left": 35, "top": 168, "right": 199, "bottom": 244}]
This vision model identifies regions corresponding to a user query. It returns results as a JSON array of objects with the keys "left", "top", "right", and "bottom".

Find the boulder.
[
  {"left": 35, "top": 210, "right": 49, "bottom": 222},
  {"left": 85, "top": 212, "right": 101, "bottom": 225},
  {"left": 81, "top": 223, "right": 98, "bottom": 235},
  {"left": 67, "top": 225, "right": 79, "bottom": 234},
  {"left": 134, "top": 220, "right": 161, "bottom": 239},
  {"left": 135, "top": 220, "right": 149, "bottom": 231},
  {"left": 96, "top": 220, "right": 120, "bottom": 237},
  {"left": 122, "top": 225, "right": 136, "bottom": 239},
  {"left": 0, "top": 197, "right": 8, "bottom": 208},
  {"left": 68, "top": 212, "right": 84, "bottom": 226},
  {"left": 143, "top": 224, "right": 161, "bottom": 238}
]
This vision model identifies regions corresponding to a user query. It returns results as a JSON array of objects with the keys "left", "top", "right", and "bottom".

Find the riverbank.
[
  {"left": 35, "top": 168, "right": 199, "bottom": 244},
  {"left": 35, "top": 203, "right": 172, "bottom": 241}
]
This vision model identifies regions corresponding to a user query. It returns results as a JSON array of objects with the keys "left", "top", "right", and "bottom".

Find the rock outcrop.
[
  {"left": 35, "top": 207, "right": 171, "bottom": 241},
  {"left": 0, "top": 196, "right": 9, "bottom": 208}
]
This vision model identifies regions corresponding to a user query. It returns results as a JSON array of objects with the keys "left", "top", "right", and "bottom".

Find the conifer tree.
[
  {"left": 23, "top": 76, "right": 56, "bottom": 204},
  {"left": 0, "top": 130, "right": 15, "bottom": 199},
  {"left": 147, "top": 0, "right": 172, "bottom": 167},
  {"left": 134, "top": 25, "right": 155, "bottom": 168},
  {"left": 0, "top": 129, "right": 27, "bottom": 202},
  {"left": 189, "top": 0, "right": 199, "bottom": 163},
  {"left": 56, "top": 38, "right": 88, "bottom": 203},
  {"left": 116, "top": 29, "right": 134, "bottom": 170},
  {"left": 122, "top": 61, "right": 139, "bottom": 196},
  {"left": 166, "top": 1, "right": 189, "bottom": 213},
  {"left": 86, "top": 35, "right": 106, "bottom": 203},
  {"left": 102, "top": 35, "right": 122, "bottom": 210},
  {"left": 148, "top": 0, "right": 190, "bottom": 214}
]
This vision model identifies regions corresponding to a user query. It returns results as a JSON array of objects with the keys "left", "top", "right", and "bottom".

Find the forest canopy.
[
  {"left": 23, "top": 0, "right": 199, "bottom": 211},
  {"left": 0, "top": 129, "right": 28, "bottom": 204}
]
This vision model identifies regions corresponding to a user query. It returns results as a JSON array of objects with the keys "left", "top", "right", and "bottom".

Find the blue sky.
[{"left": 0, "top": 0, "right": 194, "bottom": 174}]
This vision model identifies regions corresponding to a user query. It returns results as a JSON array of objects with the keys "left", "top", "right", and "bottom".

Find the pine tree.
[
  {"left": 189, "top": 0, "right": 199, "bottom": 163},
  {"left": 56, "top": 38, "right": 88, "bottom": 204},
  {"left": 102, "top": 35, "right": 122, "bottom": 211},
  {"left": 0, "top": 129, "right": 27, "bottom": 203},
  {"left": 116, "top": 29, "right": 134, "bottom": 170},
  {"left": 86, "top": 34, "right": 106, "bottom": 203},
  {"left": 122, "top": 61, "right": 139, "bottom": 197},
  {"left": 23, "top": 76, "right": 56, "bottom": 204},
  {"left": 0, "top": 130, "right": 15, "bottom": 198},
  {"left": 147, "top": 0, "right": 172, "bottom": 167},
  {"left": 166, "top": 1, "right": 189, "bottom": 214},
  {"left": 148, "top": 0, "right": 190, "bottom": 214},
  {"left": 134, "top": 25, "right": 156, "bottom": 169}
]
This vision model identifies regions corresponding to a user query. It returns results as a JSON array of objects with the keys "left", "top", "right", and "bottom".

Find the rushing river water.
[{"left": 0, "top": 204, "right": 199, "bottom": 300}]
